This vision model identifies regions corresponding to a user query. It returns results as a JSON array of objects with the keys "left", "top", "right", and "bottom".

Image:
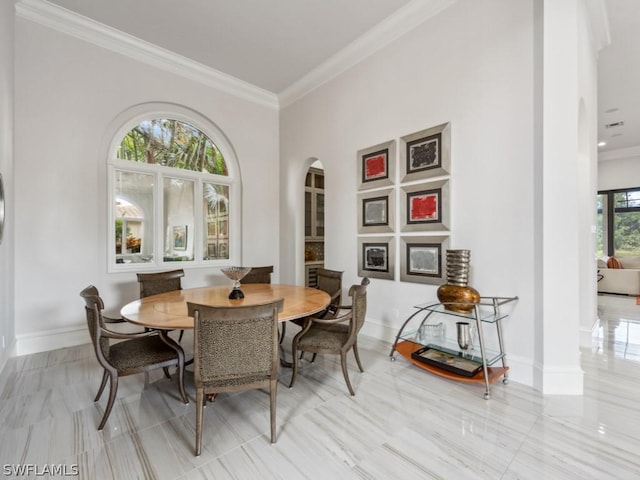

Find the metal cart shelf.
[{"left": 390, "top": 296, "right": 518, "bottom": 399}]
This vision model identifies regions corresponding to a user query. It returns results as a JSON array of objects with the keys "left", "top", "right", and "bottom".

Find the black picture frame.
[
  {"left": 406, "top": 187, "right": 442, "bottom": 225},
  {"left": 357, "top": 237, "right": 395, "bottom": 280},
  {"left": 406, "top": 133, "right": 441, "bottom": 174},
  {"left": 400, "top": 235, "right": 449, "bottom": 284},
  {"left": 407, "top": 243, "right": 442, "bottom": 277},
  {"left": 363, "top": 242, "right": 388, "bottom": 272},
  {"left": 357, "top": 187, "right": 395, "bottom": 234},
  {"left": 362, "top": 148, "right": 389, "bottom": 184},
  {"left": 357, "top": 140, "right": 396, "bottom": 190},
  {"left": 363, "top": 196, "right": 388, "bottom": 227},
  {"left": 400, "top": 123, "right": 450, "bottom": 182},
  {"left": 400, "top": 179, "right": 450, "bottom": 232}
]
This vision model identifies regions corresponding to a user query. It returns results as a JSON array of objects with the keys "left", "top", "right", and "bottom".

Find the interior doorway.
[{"left": 304, "top": 161, "right": 324, "bottom": 287}]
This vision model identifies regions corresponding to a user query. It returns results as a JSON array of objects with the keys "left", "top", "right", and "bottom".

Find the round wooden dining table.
[{"left": 120, "top": 283, "right": 330, "bottom": 330}]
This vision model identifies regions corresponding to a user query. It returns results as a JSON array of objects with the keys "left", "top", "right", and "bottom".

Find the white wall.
[
  {"left": 576, "top": 0, "right": 600, "bottom": 348},
  {"left": 0, "top": 0, "right": 16, "bottom": 366},
  {"left": 13, "top": 18, "right": 280, "bottom": 352},
  {"left": 598, "top": 149, "right": 640, "bottom": 190},
  {"left": 280, "top": 0, "right": 537, "bottom": 385}
]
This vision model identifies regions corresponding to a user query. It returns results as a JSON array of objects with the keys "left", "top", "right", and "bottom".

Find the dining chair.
[
  {"left": 240, "top": 265, "right": 274, "bottom": 284},
  {"left": 187, "top": 298, "right": 283, "bottom": 456},
  {"left": 293, "top": 268, "right": 343, "bottom": 328},
  {"left": 137, "top": 269, "right": 185, "bottom": 341},
  {"left": 80, "top": 285, "right": 188, "bottom": 430},
  {"left": 240, "top": 265, "right": 287, "bottom": 343},
  {"left": 289, "top": 277, "right": 370, "bottom": 395},
  {"left": 316, "top": 267, "right": 343, "bottom": 313},
  {"left": 137, "top": 269, "right": 185, "bottom": 297},
  {"left": 289, "top": 268, "right": 344, "bottom": 348}
]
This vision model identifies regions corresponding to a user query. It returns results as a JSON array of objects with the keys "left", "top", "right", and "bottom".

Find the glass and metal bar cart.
[{"left": 390, "top": 296, "right": 518, "bottom": 399}]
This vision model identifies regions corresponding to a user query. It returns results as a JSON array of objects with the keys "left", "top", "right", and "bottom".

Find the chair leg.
[
  {"left": 176, "top": 355, "right": 188, "bottom": 405},
  {"left": 340, "top": 351, "right": 355, "bottom": 396},
  {"left": 163, "top": 367, "right": 172, "bottom": 379},
  {"left": 178, "top": 330, "right": 184, "bottom": 342},
  {"left": 195, "top": 388, "right": 204, "bottom": 456},
  {"left": 310, "top": 353, "right": 317, "bottom": 363},
  {"left": 270, "top": 378, "right": 277, "bottom": 443},
  {"left": 158, "top": 329, "right": 188, "bottom": 404},
  {"left": 98, "top": 373, "right": 118, "bottom": 430},
  {"left": 94, "top": 370, "right": 108, "bottom": 402},
  {"left": 353, "top": 343, "right": 364, "bottom": 372},
  {"left": 279, "top": 323, "right": 286, "bottom": 344},
  {"left": 289, "top": 347, "right": 299, "bottom": 389}
]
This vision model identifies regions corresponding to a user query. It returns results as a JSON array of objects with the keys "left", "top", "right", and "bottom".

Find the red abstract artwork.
[
  {"left": 364, "top": 152, "right": 387, "bottom": 180},
  {"left": 410, "top": 193, "right": 438, "bottom": 221}
]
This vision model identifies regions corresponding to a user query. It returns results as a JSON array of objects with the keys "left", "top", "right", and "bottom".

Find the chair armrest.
[
  {"left": 100, "top": 326, "right": 156, "bottom": 340},
  {"left": 103, "top": 314, "right": 126, "bottom": 324},
  {"left": 335, "top": 304, "right": 352, "bottom": 310},
  {"left": 308, "top": 311, "right": 352, "bottom": 325}
]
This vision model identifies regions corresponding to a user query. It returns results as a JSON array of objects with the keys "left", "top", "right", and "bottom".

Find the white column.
[{"left": 536, "top": 0, "right": 585, "bottom": 394}]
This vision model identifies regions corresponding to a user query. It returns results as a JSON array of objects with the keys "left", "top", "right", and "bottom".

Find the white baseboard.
[
  {"left": 531, "top": 362, "right": 584, "bottom": 394},
  {"left": 361, "top": 318, "right": 397, "bottom": 344},
  {"left": 15, "top": 324, "right": 89, "bottom": 356}
]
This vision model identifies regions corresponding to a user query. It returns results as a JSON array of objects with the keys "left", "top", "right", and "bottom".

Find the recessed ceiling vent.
[{"left": 605, "top": 121, "right": 625, "bottom": 129}]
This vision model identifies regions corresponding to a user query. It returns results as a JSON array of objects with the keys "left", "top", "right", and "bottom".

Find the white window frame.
[{"left": 106, "top": 104, "right": 242, "bottom": 272}]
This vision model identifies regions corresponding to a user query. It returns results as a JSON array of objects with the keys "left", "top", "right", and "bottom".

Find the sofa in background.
[{"left": 597, "top": 256, "right": 640, "bottom": 296}]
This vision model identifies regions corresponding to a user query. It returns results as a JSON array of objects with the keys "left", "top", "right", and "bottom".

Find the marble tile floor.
[{"left": 2, "top": 298, "right": 640, "bottom": 479}]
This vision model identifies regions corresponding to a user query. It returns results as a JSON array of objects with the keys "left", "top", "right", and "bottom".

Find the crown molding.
[
  {"left": 15, "top": 0, "right": 279, "bottom": 109},
  {"left": 279, "top": 0, "right": 458, "bottom": 108}
]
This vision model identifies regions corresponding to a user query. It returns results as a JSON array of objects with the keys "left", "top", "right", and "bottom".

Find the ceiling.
[
  {"left": 598, "top": 0, "right": 640, "bottom": 154},
  {"left": 44, "top": 0, "right": 639, "bottom": 154},
  {"left": 45, "top": 0, "right": 414, "bottom": 93}
]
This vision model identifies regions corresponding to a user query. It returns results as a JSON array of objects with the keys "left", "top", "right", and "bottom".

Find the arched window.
[{"left": 108, "top": 111, "right": 239, "bottom": 270}]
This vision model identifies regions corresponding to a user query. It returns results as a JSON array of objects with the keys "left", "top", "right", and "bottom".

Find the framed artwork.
[
  {"left": 173, "top": 225, "right": 187, "bottom": 250},
  {"left": 400, "top": 179, "right": 450, "bottom": 232},
  {"left": 357, "top": 188, "right": 394, "bottom": 233},
  {"left": 400, "top": 122, "right": 450, "bottom": 182},
  {"left": 400, "top": 235, "right": 449, "bottom": 284},
  {"left": 358, "top": 237, "right": 395, "bottom": 280},
  {"left": 357, "top": 140, "right": 396, "bottom": 190}
]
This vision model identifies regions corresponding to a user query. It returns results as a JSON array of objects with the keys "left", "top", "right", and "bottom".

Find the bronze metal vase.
[{"left": 436, "top": 250, "right": 480, "bottom": 313}]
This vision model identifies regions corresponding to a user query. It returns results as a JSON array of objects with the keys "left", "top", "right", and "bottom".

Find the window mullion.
[
  {"left": 607, "top": 191, "right": 615, "bottom": 256},
  {"left": 194, "top": 180, "right": 203, "bottom": 263},
  {"left": 156, "top": 170, "right": 165, "bottom": 265}
]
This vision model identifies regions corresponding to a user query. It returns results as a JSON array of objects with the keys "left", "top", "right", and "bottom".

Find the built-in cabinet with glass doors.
[{"left": 305, "top": 168, "right": 324, "bottom": 287}]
